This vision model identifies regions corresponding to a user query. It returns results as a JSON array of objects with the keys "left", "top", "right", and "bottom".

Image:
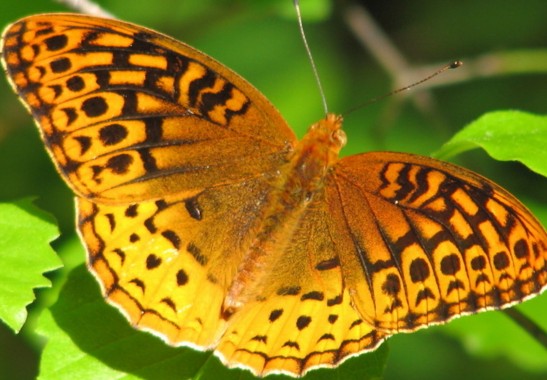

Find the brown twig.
[{"left": 54, "top": 0, "right": 115, "bottom": 18}]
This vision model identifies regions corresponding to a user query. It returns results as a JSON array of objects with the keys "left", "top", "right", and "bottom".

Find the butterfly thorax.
[{"left": 223, "top": 114, "right": 346, "bottom": 315}]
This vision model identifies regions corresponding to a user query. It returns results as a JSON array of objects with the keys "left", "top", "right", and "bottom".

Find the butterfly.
[{"left": 2, "top": 13, "right": 546, "bottom": 377}]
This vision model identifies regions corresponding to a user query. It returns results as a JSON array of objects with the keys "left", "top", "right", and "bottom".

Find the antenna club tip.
[{"left": 450, "top": 60, "right": 463, "bottom": 69}]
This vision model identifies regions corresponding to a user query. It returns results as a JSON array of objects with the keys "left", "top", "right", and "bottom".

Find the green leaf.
[
  {"left": 0, "top": 199, "right": 62, "bottom": 332},
  {"left": 433, "top": 111, "right": 547, "bottom": 177},
  {"left": 36, "top": 264, "right": 388, "bottom": 380},
  {"left": 37, "top": 266, "right": 211, "bottom": 380},
  {"left": 433, "top": 110, "right": 547, "bottom": 371},
  {"left": 440, "top": 296, "right": 547, "bottom": 372}
]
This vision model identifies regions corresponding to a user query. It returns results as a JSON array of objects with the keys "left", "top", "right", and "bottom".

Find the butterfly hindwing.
[{"left": 216, "top": 195, "right": 387, "bottom": 375}]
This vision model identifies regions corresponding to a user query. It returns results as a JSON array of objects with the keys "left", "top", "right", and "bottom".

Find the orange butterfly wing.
[
  {"left": 327, "top": 152, "right": 546, "bottom": 332},
  {"left": 2, "top": 13, "right": 546, "bottom": 378},
  {"left": 2, "top": 14, "right": 296, "bottom": 203}
]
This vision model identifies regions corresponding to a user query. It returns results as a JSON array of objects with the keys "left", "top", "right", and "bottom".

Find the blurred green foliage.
[{"left": 0, "top": 0, "right": 546, "bottom": 379}]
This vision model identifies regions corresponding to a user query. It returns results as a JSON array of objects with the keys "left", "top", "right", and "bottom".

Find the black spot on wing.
[
  {"left": 187, "top": 242, "right": 207, "bottom": 265},
  {"left": 184, "top": 196, "right": 203, "bottom": 220},
  {"left": 50, "top": 57, "right": 71, "bottom": 73},
  {"left": 44, "top": 34, "right": 68, "bottom": 51},
  {"left": 66, "top": 75, "right": 85, "bottom": 92},
  {"left": 146, "top": 254, "right": 161, "bottom": 269},
  {"left": 162, "top": 230, "right": 181, "bottom": 249},
  {"left": 277, "top": 286, "right": 301, "bottom": 296},
  {"left": 99, "top": 123, "right": 128, "bottom": 146},
  {"left": 81, "top": 96, "right": 107, "bottom": 117},
  {"left": 269, "top": 309, "right": 283, "bottom": 322}
]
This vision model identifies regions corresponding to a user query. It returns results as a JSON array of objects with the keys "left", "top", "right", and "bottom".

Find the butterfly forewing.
[{"left": 2, "top": 14, "right": 296, "bottom": 203}]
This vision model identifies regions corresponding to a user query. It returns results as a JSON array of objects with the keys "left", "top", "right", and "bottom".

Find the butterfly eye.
[{"left": 332, "top": 129, "right": 347, "bottom": 147}]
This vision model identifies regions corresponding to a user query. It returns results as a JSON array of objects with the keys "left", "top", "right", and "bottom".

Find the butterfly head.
[
  {"left": 306, "top": 112, "right": 345, "bottom": 143},
  {"left": 286, "top": 114, "right": 346, "bottom": 198},
  {"left": 296, "top": 114, "right": 346, "bottom": 177}
]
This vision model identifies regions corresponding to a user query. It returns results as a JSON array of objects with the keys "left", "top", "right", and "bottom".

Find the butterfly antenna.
[
  {"left": 294, "top": 0, "right": 329, "bottom": 115},
  {"left": 345, "top": 60, "right": 463, "bottom": 116}
]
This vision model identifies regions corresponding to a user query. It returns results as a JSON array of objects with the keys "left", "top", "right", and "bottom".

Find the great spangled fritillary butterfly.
[{"left": 2, "top": 13, "right": 546, "bottom": 377}]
